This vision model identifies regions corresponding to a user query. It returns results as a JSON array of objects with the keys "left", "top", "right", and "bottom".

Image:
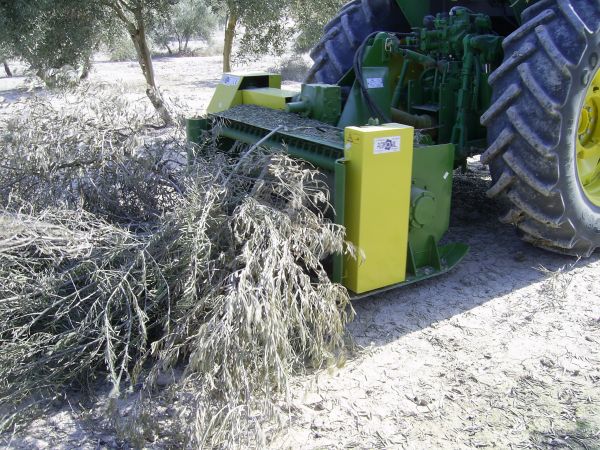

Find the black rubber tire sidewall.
[
  {"left": 305, "top": 0, "right": 409, "bottom": 84},
  {"left": 486, "top": 0, "right": 600, "bottom": 255}
]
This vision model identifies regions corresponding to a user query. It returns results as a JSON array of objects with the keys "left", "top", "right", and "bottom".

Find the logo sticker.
[
  {"left": 374, "top": 136, "right": 401, "bottom": 154},
  {"left": 366, "top": 78, "right": 384, "bottom": 89},
  {"left": 221, "top": 75, "right": 240, "bottom": 86}
]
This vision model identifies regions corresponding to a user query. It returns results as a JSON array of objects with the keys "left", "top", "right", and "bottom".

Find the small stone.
[
  {"left": 540, "top": 357, "right": 555, "bottom": 368},
  {"left": 311, "top": 401, "right": 326, "bottom": 411},
  {"left": 414, "top": 396, "right": 429, "bottom": 406}
]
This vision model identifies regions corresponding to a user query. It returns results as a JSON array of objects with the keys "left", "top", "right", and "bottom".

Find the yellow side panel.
[
  {"left": 343, "top": 124, "right": 414, "bottom": 294},
  {"left": 207, "top": 72, "right": 281, "bottom": 114},
  {"left": 268, "top": 74, "right": 282, "bottom": 88},
  {"left": 242, "top": 88, "right": 297, "bottom": 110},
  {"left": 207, "top": 73, "right": 243, "bottom": 114}
]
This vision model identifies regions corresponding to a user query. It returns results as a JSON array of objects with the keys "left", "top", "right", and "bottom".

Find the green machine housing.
[
  {"left": 188, "top": 75, "right": 468, "bottom": 296},
  {"left": 183, "top": 7, "right": 511, "bottom": 296}
]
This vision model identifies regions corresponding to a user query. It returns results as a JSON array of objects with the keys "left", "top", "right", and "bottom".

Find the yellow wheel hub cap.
[{"left": 577, "top": 69, "right": 600, "bottom": 206}]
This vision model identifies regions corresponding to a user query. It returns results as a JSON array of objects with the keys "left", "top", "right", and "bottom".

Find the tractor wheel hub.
[{"left": 577, "top": 69, "right": 600, "bottom": 206}]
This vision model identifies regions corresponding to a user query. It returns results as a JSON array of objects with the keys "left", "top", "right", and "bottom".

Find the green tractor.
[{"left": 188, "top": 0, "right": 600, "bottom": 297}]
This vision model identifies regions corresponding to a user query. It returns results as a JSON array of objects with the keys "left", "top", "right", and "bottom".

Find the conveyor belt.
[
  {"left": 211, "top": 105, "right": 345, "bottom": 171},
  {"left": 214, "top": 105, "right": 344, "bottom": 146}
]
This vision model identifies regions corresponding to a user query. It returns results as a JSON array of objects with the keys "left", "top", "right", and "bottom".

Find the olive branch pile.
[{"left": 0, "top": 87, "right": 353, "bottom": 447}]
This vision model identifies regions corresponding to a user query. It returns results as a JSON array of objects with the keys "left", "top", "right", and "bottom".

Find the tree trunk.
[
  {"left": 3, "top": 60, "right": 12, "bottom": 77},
  {"left": 79, "top": 58, "right": 92, "bottom": 80},
  {"left": 128, "top": 12, "right": 174, "bottom": 126},
  {"left": 176, "top": 33, "right": 182, "bottom": 54},
  {"left": 223, "top": 14, "right": 237, "bottom": 73}
]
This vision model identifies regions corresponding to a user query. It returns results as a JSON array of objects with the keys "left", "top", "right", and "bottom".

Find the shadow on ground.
[
  {"left": 348, "top": 162, "right": 599, "bottom": 348},
  {"left": 0, "top": 78, "right": 40, "bottom": 103}
]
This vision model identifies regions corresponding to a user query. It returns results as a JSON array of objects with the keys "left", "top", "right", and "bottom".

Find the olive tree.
[
  {"left": 291, "top": 0, "right": 346, "bottom": 53},
  {"left": 0, "top": 0, "right": 175, "bottom": 124},
  {"left": 0, "top": 0, "right": 108, "bottom": 80},
  {"left": 151, "top": 0, "right": 217, "bottom": 55},
  {"left": 209, "top": 0, "right": 347, "bottom": 73},
  {"left": 98, "top": 0, "right": 176, "bottom": 124},
  {"left": 207, "top": 0, "right": 289, "bottom": 72}
]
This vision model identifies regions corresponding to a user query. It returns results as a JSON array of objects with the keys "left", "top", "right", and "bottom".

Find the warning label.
[{"left": 374, "top": 136, "right": 401, "bottom": 155}]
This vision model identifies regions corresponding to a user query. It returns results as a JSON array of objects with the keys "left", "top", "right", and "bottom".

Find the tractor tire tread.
[
  {"left": 521, "top": 0, "right": 555, "bottom": 23},
  {"left": 306, "top": 0, "right": 409, "bottom": 84},
  {"left": 483, "top": 0, "right": 600, "bottom": 256}
]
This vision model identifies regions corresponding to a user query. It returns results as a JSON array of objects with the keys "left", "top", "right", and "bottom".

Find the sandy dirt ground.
[{"left": 1, "top": 56, "right": 599, "bottom": 449}]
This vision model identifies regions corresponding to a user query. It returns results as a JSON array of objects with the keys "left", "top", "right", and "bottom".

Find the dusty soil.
[
  {"left": 1, "top": 56, "right": 599, "bottom": 449},
  {"left": 272, "top": 166, "right": 600, "bottom": 449}
]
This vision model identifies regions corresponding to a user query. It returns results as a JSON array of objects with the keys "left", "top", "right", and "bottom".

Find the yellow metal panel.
[
  {"left": 229, "top": 71, "right": 280, "bottom": 86},
  {"left": 268, "top": 74, "right": 282, "bottom": 88},
  {"left": 343, "top": 124, "right": 414, "bottom": 294},
  {"left": 207, "top": 73, "right": 282, "bottom": 114},
  {"left": 207, "top": 73, "right": 243, "bottom": 114},
  {"left": 242, "top": 88, "right": 297, "bottom": 110}
]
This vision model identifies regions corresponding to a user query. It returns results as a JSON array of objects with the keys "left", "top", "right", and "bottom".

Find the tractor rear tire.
[
  {"left": 482, "top": 0, "right": 600, "bottom": 256},
  {"left": 305, "top": 0, "right": 409, "bottom": 84}
]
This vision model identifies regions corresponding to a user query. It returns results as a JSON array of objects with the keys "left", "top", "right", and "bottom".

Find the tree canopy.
[
  {"left": 0, "top": 0, "right": 112, "bottom": 77},
  {"left": 0, "top": 0, "right": 349, "bottom": 118},
  {"left": 151, "top": 0, "right": 217, "bottom": 55},
  {"left": 292, "top": 0, "right": 347, "bottom": 53},
  {"left": 208, "top": 0, "right": 347, "bottom": 72}
]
